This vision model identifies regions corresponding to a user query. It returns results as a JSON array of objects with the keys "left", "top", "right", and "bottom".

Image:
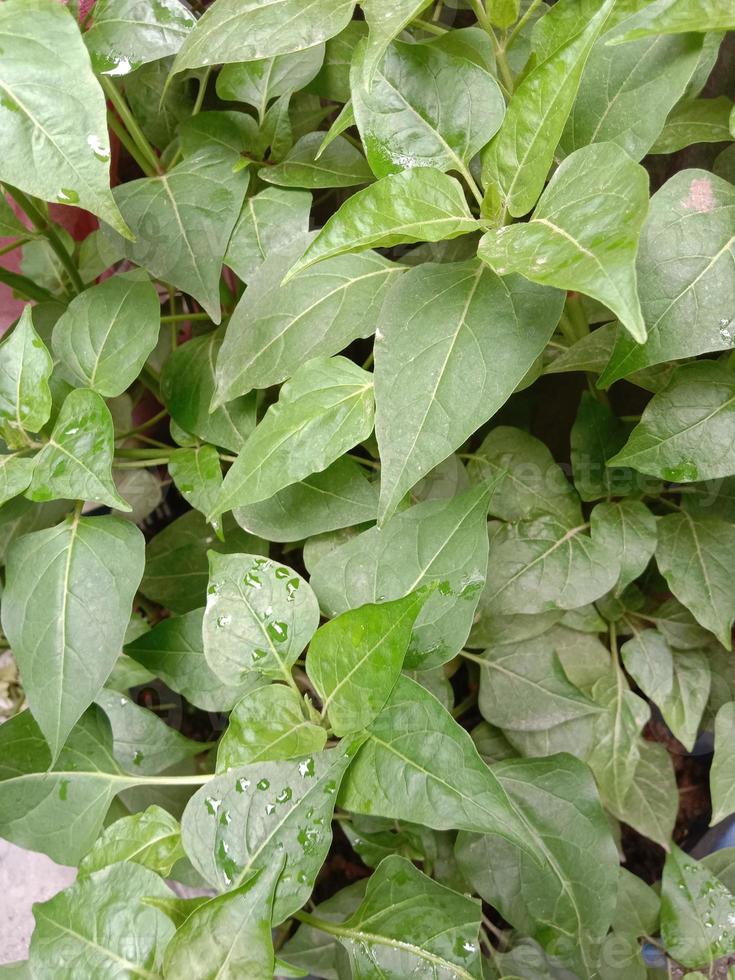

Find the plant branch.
[
  {"left": 8, "top": 188, "right": 84, "bottom": 295},
  {"left": 101, "top": 76, "right": 162, "bottom": 177}
]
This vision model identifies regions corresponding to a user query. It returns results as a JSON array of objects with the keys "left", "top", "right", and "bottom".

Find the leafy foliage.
[{"left": 0, "top": 0, "right": 733, "bottom": 977}]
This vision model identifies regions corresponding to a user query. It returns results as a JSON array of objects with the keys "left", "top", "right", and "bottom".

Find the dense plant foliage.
[{"left": 0, "top": 0, "right": 735, "bottom": 976}]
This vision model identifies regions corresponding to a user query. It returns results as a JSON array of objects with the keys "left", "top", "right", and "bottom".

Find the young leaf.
[
  {"left": 600, "top": 170, "right": 735, "bottom": 384},
  {"left": 83, "top": 0, "right": 196, "bottom": 75},
  {"left": 51, "top": 271, "right": 160, "bottom": 397},
  {"left": 375, "top": 261, "right": 564, "bottom": 522},
  {"left": 78, "top": 805, "right": 183, "bottom": 878},
  {"left": 261, "top": 133, "right": 374, "bottom": 188},
  {"left": 215, "top": 241, "right": 400, "bottom": 399},
  {"left": 652, "top": 96, "right": 735, "bottom": 154},
  {"left": 481, "top": 0, "right": 614, "bottom": 218},
  {"left": 107, "top": 147, "right": 249, "bottom": 322},
  {"left": 26, "top": 388, "right": 130, "bottom": 511},
  {"left": 181, "top": 739, "right": 362, "bottom": 920},
  {"left": 591, "top": 499, "right": 657, "bottom": 596},
  {"left": 0, "top": 454, "right": 35, "bottom": 507},
  {"left": 139, "top": 509, "right": 266, "bottom": 614},
  {"left": 29, "top": 863, "right": 174, "bottom": 978},
  {"left": 561, "top": 9, "right": 703, "bottom": 161},
  {"left": 172, "top": 0, "right": 354, "bottom": 74},
  {"left": 233, "top": 457, "right": 378, "bottom": 543},
  {"left": 1, "top": 514, "right": 144, "bottom": 760},
  {"left": 322, "top": 855, "right": 483, "bottom": 980},
  {"left": 163, "top": 861, "right": 283, "bottom": 980},
  {"left": 225, "top": 187, "right": 312, "bottom": 285},
  {"left": 660, "top": 844, "right": 735, "bottom": 969},
  {"left": 307, "top": 590, "right": 429, "bottom": 735},
  {"left": 710, "top": 701, "right": 735, "bottom": 824},
  {"left": 285, "top": 169, "right": 477, "bottom": 280},
  {"left": 169, "top": 445, "right": 223, "bottom": 533},
  {"left": 351, "top": 38, "right": 504, "bottom": 179},
  {"left": 0, "top": 0, "right": 129, "bottom": 236},
  {"left": 359, "top": 0, "right": 432, "bottom": 86},
  {"left": 125, "top": 608, "right": 261, "bottom": 712},
  {"left": 211, "top": 357, "right": 375, "bottom": 516},
  {"left": 217, "top": 48, "right": 325, "bottom": 121},
  {"left": 609, "top": 361, "right": 735, "bottom": 482},
  {"left": 656, "top": 510, "right": 735, "bottom": 648},
  {"left": 203, "top": 553, "right": 319, "bottom": 684},
  {"left": 456, "top": 754, "right": 618, "bottom": 976},
  {"left": 0, "top": 306, "right": 53, "bottom": 449},
  {"left": 161, "top": 329, "right": 257, "bottom": 454},
  {"left": 216, "top": 684, "right": 326, "bottom": 771},
  {"left": 570, "top": 392, "right": 636, "bottom": 502},
  {"left": 480, "top": 143, "right": 648, "bottom": 342},
  {"left": 310, "top": 482, "right": 494, "bottom": 669}
]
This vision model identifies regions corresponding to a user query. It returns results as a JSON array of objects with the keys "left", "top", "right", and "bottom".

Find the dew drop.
[
  {"left": 204, "top": 796, "right": 222, "bottom": 816},
  {"left": 298, "top": 757, "right": 315, "bottom": 778},
  {"left": 133, "top": 750, "right": 144, "bottom": 767},
  {"left": 257, "top": 778, "right": 270, "bottom": 791},
  {"left": 235, "top": 777, "right": 250, "bottom": 793},
  {"left": 216, "top": 614, "right": 231, "bottom": 629},
  {"left": 276, "top": 787, "right": 293, "bottom": 803}
]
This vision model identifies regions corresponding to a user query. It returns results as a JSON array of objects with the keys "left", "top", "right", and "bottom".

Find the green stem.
[
  {"left": 457, "top": 162, "right": 485, "bottom": 208},
  {"left": 494, "top": 45, "right": 515, "bottom": 94},
  {"left": 166, "top": 67, "right": 212, "bottom": 171},
  {"left": 107, "top": 110, "right": 157, "bottom": 178},
  {"left": 0, "top": 235, "right": 32, "bottom": 258},
  {"left": 0, "top": 266, "right": 55, "bottom": 304},
  {"left": 160, "top": 311, "right": 210, "bottom": 324},
  {"left": 101, "top": 76, "right": 161, "bottom": 176},
  {"left": 565, "top": 293, "right": 589, "bottom": 340},
  {"left": 117, "top": 408, "right": 169, "bottom": 440},
  {"left": 557, "top": 311, "right": 578, "bottom": 346},
  {"left": 8, "top": 189, "right": 84, "bottom": 295},
  {"left": 506, "top": 0, "right": 544, "bottom": 49},
  {"left": 413, "top": 17, "right": 447, "bottom": 33}
]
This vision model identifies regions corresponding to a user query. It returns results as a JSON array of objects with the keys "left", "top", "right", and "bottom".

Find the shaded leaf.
[
  {"left": 261, "top": 133, "right": 373, "bottom": 188},
  {"left": 78, "top": 805, "right": 183, "bottom": 877},
  {"left": 0, "top": 306, "right": 53, "bottom": 449},
  {"left": 83, "top": 0, "right": 195, "bottom": 75}
]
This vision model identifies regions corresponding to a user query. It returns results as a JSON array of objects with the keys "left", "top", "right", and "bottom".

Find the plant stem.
[
  {"left": 117, "top": 408, "right": 169, "bottom": 440},
  {"left": 565, "top": 293, "right": 589, "bottom": 340},
  {"left": 0, "top": 266, "right": 55, "bottom": 304},
  {"left": 506, "top": 0, "right": 544, "bottom": 49},
  {"left": 107, "top": 110, "right": 157, "bottom": 178},
  {"left": 160, "top": 311, "right": 210, "bottom": 324},
  {"left": 101, "top": 76, "right": 161, "bottom": 176},
  {"left": 8, "top": 189, "right": 85, "bottom": 295},
  {"left": 0, "top": 235, "right": 32, "bottom": 258},
  {"left": 413, "top": 17, "right": 447, "bottom": 33}
]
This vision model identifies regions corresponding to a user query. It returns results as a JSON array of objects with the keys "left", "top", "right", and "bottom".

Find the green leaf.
[
  {"left": 161, "top": 329, "right": 256, "bottom": 453},
  {"left": 233, "top": 457, "right": 378, "bottom": 543},
  {"left": 481, "top": 0, "right": 614, "bottom": 218},
  {"left": 0, "top": 306, "right": 53, "bottom": 449},
  {"left": 29, "top": 863, "right": 174, "bottom": 977},
  {"left": 107, "top": 147, "right": 249, "bottom": 322},
  {"left": 211, "top": 356, "right": 375, "bottom": 516},
  {"left": 215, "top": 240, "right": 400, "bottom": 400},
  {"left": 479, "top": 143, "right": 648, "bottom": 342},
  {"left": 351, "top": 37, "right": 504, "bottom": 179},
  {"left": 710, "top": 701, "right": 735, "bottom": 824},
  {"left": 0, "top": 452, "right": 34, "bottom": 507},
  {"left": 652, "top": 96, "right": 735, "bottom": 154},
  {"left": 280, "top": 880, "right": 367, "bottom": 978},
  {"left": 125, "top": 608, "right": 261, "bottom": 712},
  {"left": 83, "top": 0, "right": 195, "bottom": 75},
  {"left": 169, "top": 444, "right": 224, "bottom": 534},
  {"left": 570, "top": 392, "right": 636, "bottom": 502},
  {"left": 1, "top": 514, "right": 144, "bottom": 759},
  {"left": 181, "top": 738, "right": 362, "bottom": 919},
  {"left": 323, "top": 855, "right": 483, "bottom": 980},
  {"left": 78, "top": 805, "right": 183, "bottom": 877},
  {"left": 0, "top": 0, "right": 129, "bottom": 236},
  {"left": 660, "top": 843, "right": 735, "bottom": 969},
  {"left": 163, "top": 861, "right": 282, "bottom": 980},
  {"left": 217, "top": 684, "right": 326, "bottom": 771},
  {"left": 285, "top": 169, "right": 477, "bottom": 280},
  {"left": 621, "top": 628, "right": 709, "bottom": 752},
  {"left": 203, "top": 552, "right": 319, "bottom": 684},
  {"left": 225, "top": 186, "right": 312, "bottom": 285},
  {"left": 0, "top": 708, "right": 137, "bottom": 864},
  {"left": 609, "top": 362, "right": 735, "bottom": 482},
  {"left": 561, "top": 9, "right": 704, "bottom": 161},
  {"left": 375, "top": 261, "right": 564, "bottom": 523},
  {"left": 307, "top": 590, "right": 429, "bottom": 735},
  {"left": 172, "top": 0, "right": 355, "bottom": 74},
  {"left": 261, "top": 133, "right": 373, "bottom": 188},
  {"left": 481, "top": 513, "right": 619, "bottom": 615},
  {"left": 655, "top": 510, "right": 735, "bottom": 648},
  {"left": 359, "top": 0, "right": 432, "bottom": 87},
  {"left": 139, "top": 509, "right": 266, "bottom": 615},
  {"left": 217, "top": 47, "right": 325, "bottom": 121},
  {"left": 26, "top": 388, "right": 129, "bottom": 511},
  {"left": 310, "top": 482, "right": 494, "bottom": 669},
  {"left": 600, "top": 170, "right": 735, "bottom": 384},
  {"left": 591, "top": 499, "right": 657, "bottom": 596},
  {"left": 468, "top": 425, "right": 582, "bottom": 526},
  {"left": 51, "top": 271, "right": 160, "bottom": 397},
  {"left": 611, "top": 0, "right": 735, "bottom": 42},
  {"left": 307, "top": 20, "right": 367, "bottom": 101},
  {"left": 0, "top": 193, "right": 29, "bottom": 238},
  {"left": 177, "top": 109, "right": 263, "bottom": 162},
  {"left": 456, "top": 754, "right": 618, "bottom": 976}
]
